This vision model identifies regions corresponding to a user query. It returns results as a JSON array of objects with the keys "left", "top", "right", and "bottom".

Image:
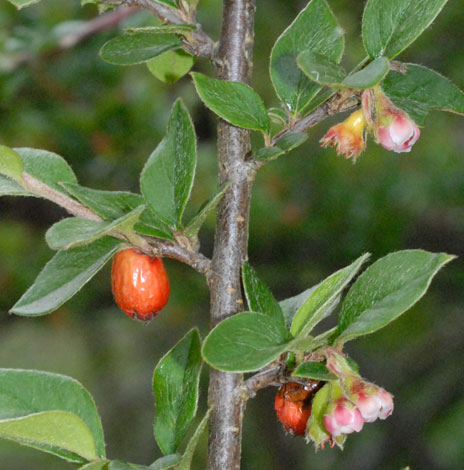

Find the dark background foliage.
[{"left": 0, "top": 0, "right": 463, "bottom": 468}]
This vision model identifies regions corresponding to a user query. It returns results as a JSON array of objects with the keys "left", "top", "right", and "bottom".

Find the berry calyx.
[
  {"left": 111, "top": 248, "right": 170, "bottom": 322},
  {"left": 274, "top": 381, "right": 322, "bottom": 436}
]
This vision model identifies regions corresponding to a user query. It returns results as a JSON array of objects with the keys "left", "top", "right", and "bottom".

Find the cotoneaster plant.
[{"left": 0, "top": 0, "right": 463, "bottom": 469}]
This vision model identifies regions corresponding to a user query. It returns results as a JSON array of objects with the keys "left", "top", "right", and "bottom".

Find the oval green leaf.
[
  {"left": 191, "top": 73, "right": 270, "bottom": 134},
  {"left": 362, "top": 0, "right": 449, "bottom": 59},
  {"left": 45, "top": 205, "right": 144, "bottom": 250},
  {"left": 174, "top": 410, "right": 210, "bottom": 470},
  {"left": 148, "top": 455, "right": 181, "bottom": 470},
  {"left": 341, "top": 57, "right": 390, "bottom": 89},
  {"left": 290, "top": 253, "right": 370, "bottom": 337},
  {"left": 0, "top": 411, "right": 98, "bottom": 463},
  {"left": 270, "top": 0, "right": 344, "bottom": 113},
  {"left": 202, "top": 312, "right": 292, "bottom": 373},
  {"left": 0, "top": 175, "right": 30, "bottom": 197},
  {"left": 184, "top": 183, "right": 228, "bottom": 238},
  {"left": 0, "top": 369, "right": 105, "bottom": 459},
  {"left": 297, "top": 51, "right": 346, "bottom": 86},
  {"left": 80, "top": 462, "right": 110, "bottom": 470},
  {"left": 382, "top": 64, "right": 464, "bottom": 125},
  {"left": 147, "top": 49, "right": 195, "bottom": 84},
  {"left": 292, "top": 362, "right": 337, "bottom": 381},
  {"left": 153, "top": 329, "right": 202, "bottom": 456},
  {"left": 255, "top": 132, "right": 308, "bottom": 162},
  {"left": 140, "top": 99, "right": 197, "bottom": 229},
  {"left": 337, "top": 250, "right": 455, "bottom": 343},
  {"left": 11, "top": 237, "right": 120, "bottom": 316},
  {"left": 100, "top": 33, "right": 182, "bottom": 66},
  {"left": 61, "top": 183, "right": 173, "bottom": 241},
  {"left": 0, "top": 145, "right": 23, "bottom": 183},
  {"left": 16, "top": 148, "right": 77, "bottom": 195},
  {"left": 242, "top": 261, "right": 286, "bottom": 329}
]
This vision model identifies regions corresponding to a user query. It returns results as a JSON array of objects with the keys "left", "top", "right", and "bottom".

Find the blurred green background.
[{"left": 0, "top": 0, "right": 463, "bottom": 469}]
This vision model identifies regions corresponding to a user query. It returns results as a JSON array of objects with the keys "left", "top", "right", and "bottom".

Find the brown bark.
[{"left": 207, "top": 1, "right": 257, "bottom": 469}]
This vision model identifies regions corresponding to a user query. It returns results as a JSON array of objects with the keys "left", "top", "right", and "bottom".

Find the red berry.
[
  {"left": 111, "top": 248, "right": 170, "bottom": 322},
  {"left": 274, "top": 381, "right": 321, "bottom": 436}
]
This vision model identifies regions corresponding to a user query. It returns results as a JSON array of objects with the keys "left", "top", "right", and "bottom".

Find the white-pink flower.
[
  {"left": 323, "top": 399, "right": 364, "bottom": 437},
  {"left": 354, "top": 388, "right": 394, "bottom": 422},
  {"left": 377, "top": 389, "right": 394, "bottom": 419},
  {"left": 376, "top": 112, "right": 420, "bottom": 153}
]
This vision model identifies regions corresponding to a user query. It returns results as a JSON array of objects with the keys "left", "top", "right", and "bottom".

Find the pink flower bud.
[
  {"left": 376, "top": 113, "right": 420, "bottom": 153},
  {"left": 354, "top": 387, "right": 394, "bottom": 422},
  {"left": 323, "top": 399, "right": 364, "bottom": 437},
  {"left": 377, "top": 389, "right": 394, "bottom": 419}
]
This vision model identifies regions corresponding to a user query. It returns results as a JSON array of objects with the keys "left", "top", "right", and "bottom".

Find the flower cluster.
[
  {"left": 323, "top": 382, "right": 394, "bottom": 438},
  {"left": 303, "top": 348, "right": 394, "bottom": 449},
  {"left": 320, "top": 85, "right": 421, "bottom": 160}
]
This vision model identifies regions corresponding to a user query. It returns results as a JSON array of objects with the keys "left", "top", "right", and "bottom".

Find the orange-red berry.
[
  {"left": 111, "top": 248, "right": 170, "bottom": 322},
  {"left": 274, "top": 381, "right": 322, "bottom": 436}
]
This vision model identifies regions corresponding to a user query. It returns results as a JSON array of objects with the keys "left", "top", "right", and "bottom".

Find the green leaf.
[
  {"left": 382, "top": 64, "right": 464, "bottom": 125},
  {"left": 306, "top": 384, "right": 330, "bottom": 448},
  {"left": 148, "top": 455, "right": 181, "bottom": 470},
  {"left": 174, "top": 410, "right": 210, "bottom": 470},
  {"left": 45, "top": 206, "right": 144, "bottom": 250},
  {"left": 11, "top": 237, "right": 120, "bottom": 316},
  {"left": 80, "top": 462, "right": 110, "bottom": 470},
  {"left": 0, "top": 145, "right": 23, "bottom": 183},
  {"left": 16, "top": 148, "right": 77, "bottom": 195},
  {"left": 0, "top": 175, "right": 30, "bottom": 197},
  {"left": 255, "top": 132, "right": 308, "bottom": 161},
  {"left": 183, "top": 184, "right": 228, "bottom": 238},
  {"left": 280, "top": 286, "right": 318, "bottom": 329},
  {"left": 337, "top": 250, "right": 454, "bottom": 343},
  {"left": 297, "top": 51, "right": 346, "bottom": 86},
  {"left": 268, "top": 108, "right": 289, "bottom": 125},
  {"left": 0, "top": 411, "right": 97, "bottom": 463},
  {"left": 342, "top": 57, "right": 390, "bottom": 89},
  {"left": 108, "top": 462, "right": 148, "bottom": 470},
  {"left": 202, "top": 312, "right": 292, "bottom": 373},
  {"left": 147, "top": 50, "right": 195, "bottom": 84},
  {"left": 7, "top": 0, "right": 41, "bottom": 8},
  {"left": 242, "top": 261, "right": 286, "bottom": 328},
  {"left": 362, "top": 0, "right": 449, "bottom": 59},
  {"left": 191, "top": 73, "right": 270, "bottom": 134},
  {"left": 290, "top": 254, "right": 370, "bottom": 337},
  {"left": 152, "top": 0, "right": 178, "bottom": 8},
  {"left": 153, "top": 329, "right": 202, "bottom": 456},
  {"left": 297, "top": 54, "right": 389, "bottom": 90},
  {"left": 61, "top": 183, "right": 173, "bottom": 241},
  {"left": 100, "top": 33, "right": 182, "bottom": 66},
  {"left": 0, "top": 369, "right": 105, "bottom": 459},
  {"left": 140, "top": 99, "right": 197, "bottom": 229},
  {"left": 270, "top": 0, "right": 344, "bottom": 113},
  {"left": 292, "top": 362, "right": 337, "bottom": 381}
]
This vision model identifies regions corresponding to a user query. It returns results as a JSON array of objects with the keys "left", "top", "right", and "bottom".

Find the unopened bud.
[{"left": 323, "top": 399, "right": 364, "bottom": 437}]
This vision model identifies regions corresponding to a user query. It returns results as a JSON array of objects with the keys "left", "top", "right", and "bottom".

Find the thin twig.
[
  {"left": 6, "top": 7, "right": 138, "bottom": 71},
  {"left": 272, "top": 92, "right": 361, "bottom": 147},
  {"left": 59, "top": 7, "right": 138, "bottom": 49},
  {"left": 21, "top": 171, "right": 211, "bottom": 274},
  {"left": 22, "top": 172, "right": 103, "bottom": 221},
  {"left": 104, "top": 0, "right": 214, "bottom": 58},
  {"left": 236, "top": 366, "right": 282, "bottom": 401}
]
